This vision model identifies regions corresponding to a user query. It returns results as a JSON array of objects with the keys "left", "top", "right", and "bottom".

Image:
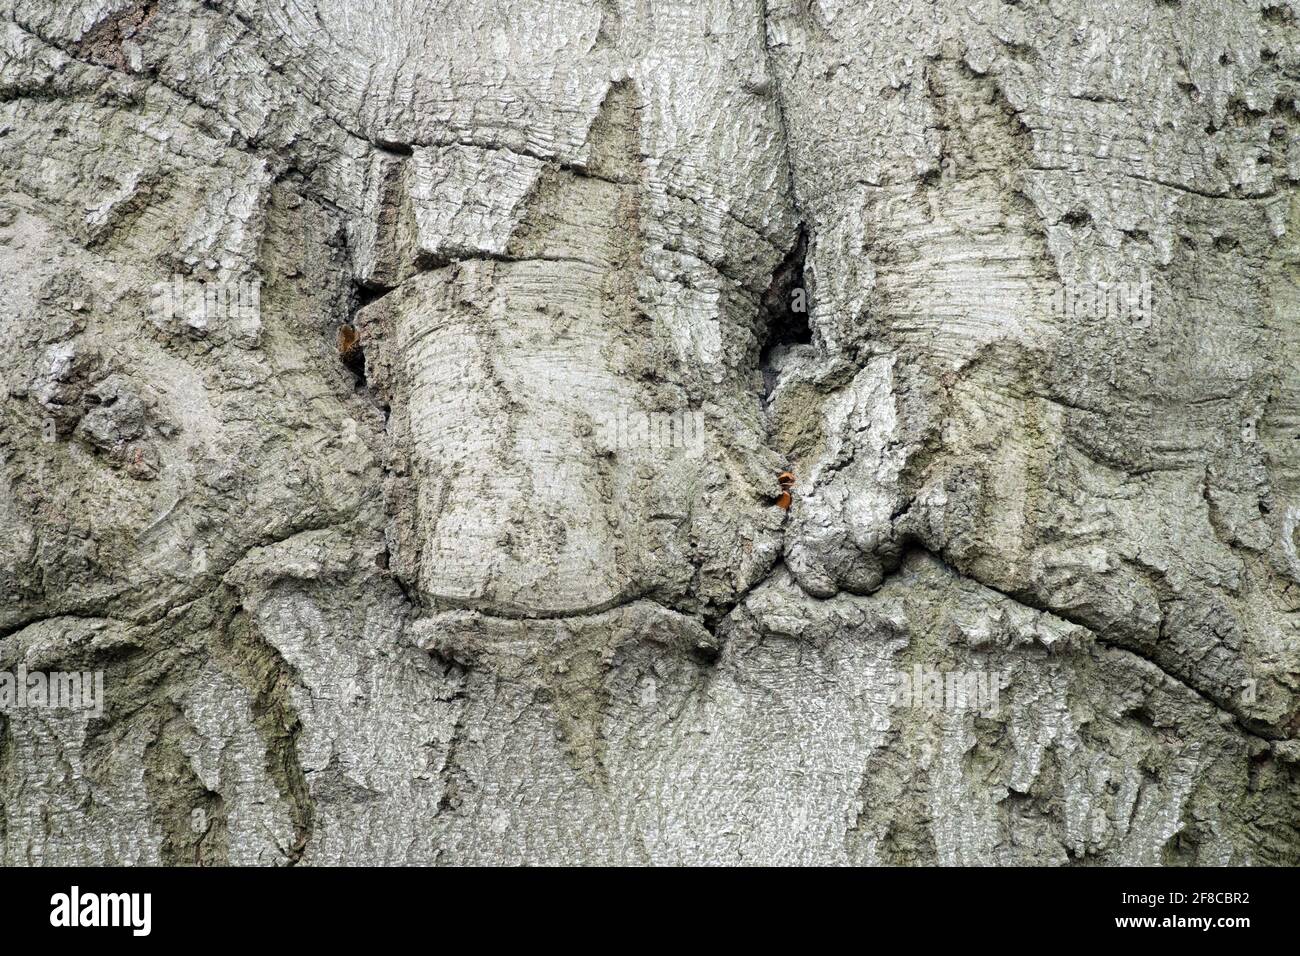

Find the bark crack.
[{"left": 875, "top": 543, "right": 1288, "bottom": 745}]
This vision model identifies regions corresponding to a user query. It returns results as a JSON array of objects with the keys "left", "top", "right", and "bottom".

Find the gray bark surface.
[{"left": 0, "top": 0, "right": 1297, "bottom": 864}]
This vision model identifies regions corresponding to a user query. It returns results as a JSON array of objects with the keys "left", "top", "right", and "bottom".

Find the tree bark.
[{"left": 0, "top": 0, "right": 1297, "bottom": 864}]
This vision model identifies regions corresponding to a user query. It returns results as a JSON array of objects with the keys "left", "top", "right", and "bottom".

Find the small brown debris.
[
  {"left": 337, "top": 324, "right": 365, "bottom": 379},
  {"left": 776, "top": 470, "right": 795, "bottom": 509}
]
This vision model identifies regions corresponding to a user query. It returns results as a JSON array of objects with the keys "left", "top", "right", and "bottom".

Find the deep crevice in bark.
[{"left": 759, "top": 223, "right": 811, "bottom": 390}]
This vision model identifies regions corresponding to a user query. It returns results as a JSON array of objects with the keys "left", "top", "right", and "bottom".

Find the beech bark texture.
[{"left": 0, "top": 0, "right": 1298, "bottom": 864}]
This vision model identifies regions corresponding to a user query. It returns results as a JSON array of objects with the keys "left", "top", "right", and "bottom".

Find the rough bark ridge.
[{"left": 0, "top": 0, "right": 1298, "bottom": 864}]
